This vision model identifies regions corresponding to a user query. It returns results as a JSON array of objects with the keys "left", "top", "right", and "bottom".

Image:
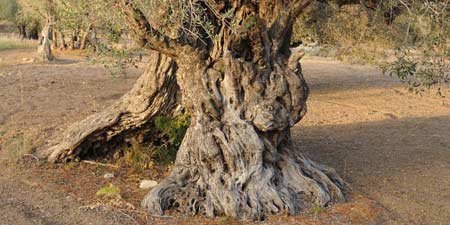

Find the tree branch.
[
  {"left": 115, "top": 0, "right": 196, "bottom": 58},
  {"left": 291, "top": 0, "right": 315, "bottom": 18},
  {"left": 268, "top": 0, "right": 314, "bottom": 52}
]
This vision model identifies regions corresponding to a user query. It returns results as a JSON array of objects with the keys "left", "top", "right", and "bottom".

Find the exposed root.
[
  {"left": 140, "top": 46, "right": 347, "bottom": 221},
  {"left": 142, "top": 149, "right": 348, "bottom": 220}
]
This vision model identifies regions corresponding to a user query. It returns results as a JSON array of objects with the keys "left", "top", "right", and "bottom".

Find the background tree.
[
  {"left": 15, "top": 0, "right": 55, "bottom": 61},
  {"left": 0, "top": 0, "right": 40, "bottom": 39},
  {"left": 382, "top": 0, "right": 449, "bottom": 96},
  {"left": 293, "top": 0, "right": 449, "bottom": 94},
  {"left": 0, "top": 0, "right": 18, "bottom": 22}
]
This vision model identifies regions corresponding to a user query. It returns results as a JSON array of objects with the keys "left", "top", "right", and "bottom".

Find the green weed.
[
  {"left": 120, "top": 113, "right": 190, "bottom": 172},
  {"left": 311, "top": 204, "right": 325, "bottom": 215},
  {"left": 96, "top": 184, "right": 121, "bottom": 197}
]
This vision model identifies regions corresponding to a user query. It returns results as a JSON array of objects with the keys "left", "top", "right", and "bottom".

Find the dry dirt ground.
[{"left": 0, "top": 49, "right": 449, "bottom": 225}]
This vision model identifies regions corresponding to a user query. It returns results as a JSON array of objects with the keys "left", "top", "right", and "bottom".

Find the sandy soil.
[{"left": 0, "top": 49, "right": 449, "bottom": 225}]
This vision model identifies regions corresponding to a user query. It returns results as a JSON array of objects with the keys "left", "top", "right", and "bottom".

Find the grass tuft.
[
  {"left": 96, "top": 184, "right": 121, "bottom": 197},
  {"left": 3, "top": 134, "right": 33, "bottom": 166},
  {"left": 311, "top": 204, "right": 325, "bottom": 215}
]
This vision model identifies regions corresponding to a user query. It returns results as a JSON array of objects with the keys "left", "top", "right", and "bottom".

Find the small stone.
[
  {"left": 104, "top": 173, "right": 115, "bottom": 179},
  {"left": 139, "top": 180, "right": 158, "bottom": 189}
]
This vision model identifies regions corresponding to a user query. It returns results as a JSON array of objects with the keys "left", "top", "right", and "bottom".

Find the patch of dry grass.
[
  {"left": 0, "top": 36, "right": 37, "bottom": 51},
  {"left": 3, "top": 134, "right": 33, "bottom": 166}
]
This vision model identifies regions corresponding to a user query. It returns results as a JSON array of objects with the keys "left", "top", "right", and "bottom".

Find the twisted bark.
[
  {"left": 37, "top": 52, "right": 178, "bottom": 162},
  {"left": 41, "top": 0, "right": 348, "bottom": 220},
  {"left": 142, "top": 47, "right": 347, "bottom": 220}
]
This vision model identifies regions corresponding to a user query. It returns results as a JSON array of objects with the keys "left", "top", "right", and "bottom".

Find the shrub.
[
  {"left": 383, "top": 1, "right": 449, "bottom": 95},
  {"left": 120, "top": 113, "right": 190, "bottom": 171},
  {"left": 293, "top": 2, "right": 395, "bottom": 64}
]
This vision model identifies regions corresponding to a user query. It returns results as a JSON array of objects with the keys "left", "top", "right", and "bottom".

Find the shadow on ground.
[{"left": 294, "top": 115, "right": 450, "bottom": 224}]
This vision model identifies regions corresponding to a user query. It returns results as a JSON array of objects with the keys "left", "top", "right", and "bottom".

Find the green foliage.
[
  {"left": 382, "top": 1, "right": 450, "bottom": 95},
  {"left": 311, "top": 204, "right": 325, "bottom": 215},
  {"left": 96, "top": 184, "right": 121, "bottom": 197},
  {"left": 88, "top": 45, "right": 141, "bottom": 78},
  {"left": 52, "top": 0, "right": 135, "bottom": 76},
  {"left": 54, "top": 0, "right": 123, "bottom": 39},
  {"left": 121, "top": 114, "right": 190, "bottom": 171},
  {"left": 383, "top": 48, "right": 450, "bottom": 96},
  {"left": 0, "top": 0, "right": 18, "bottom": 21},
  {"left": 154, "top": 114, "right": 190, "bottom": 147},
  {"left": 137, "top": 0, "right": 218, "bottom": 44},
  {"left": 294, "top": 0, "right": 449, "bottom": 92}
]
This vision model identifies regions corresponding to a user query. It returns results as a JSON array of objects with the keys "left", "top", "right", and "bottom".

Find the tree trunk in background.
[
  {"left": 56, "top": 30, "right": 66, "bottom": 50},
  {"left": 38, "top": 51, "right": 178, "bottom": 162},
  {"left": 89, "top": 28, "right": 99, "bottom": 52},
  {"left": 36, "top": 19, "right": 54, "bottom": 62},
  {"left": 51, "top": 30, "right": 57, "bottom": 50},
  {"left": 18, "top": 25, "right": 27, "bottom": 39},
  {"left": 79, "top": 25, "right": 92, "bottom": 50},
  {"left": 67, "top": 31, "right": 79, "bottom": 50},
  {"left": 27, "top": 26, "right": 39, "bottom": 40}
]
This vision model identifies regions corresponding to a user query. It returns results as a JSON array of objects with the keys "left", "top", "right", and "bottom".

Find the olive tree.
[
  {"left": 38, "top": 0, "right": 348, "bottom": 220},
  {"left": 16, "top": 0, "right": 55, "bottom": 61}
]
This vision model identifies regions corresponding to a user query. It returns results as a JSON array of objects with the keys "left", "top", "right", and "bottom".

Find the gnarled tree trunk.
[
  {"left": 38, "top": 51, "right": 178, "bottom": 161},
  {"left": 142, "top": 48, "right": 346, "bottom": 221},
  {"left": 42, "top": 0, "right": 348, "bottom": 221},
  {"left": 138, "top": 1, "right": 348, "bottom": 220}
]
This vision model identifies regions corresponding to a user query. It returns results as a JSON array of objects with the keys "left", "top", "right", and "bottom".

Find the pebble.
[
  {"left": 139, "top": 180, "right": 158, "bottom": 190},
  {"left": 103, "top": 173, "right": 115, "bottom": 179}
]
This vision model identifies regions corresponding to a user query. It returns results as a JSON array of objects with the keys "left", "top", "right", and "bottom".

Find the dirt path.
[
  {"left": 0, "top": 50, "right": 449, "bottom": 224},
  {"left": 0, "top": 170, "right": 138, "bottom": 225},
  {"left": 296, "top": 58, "right": 450, "bottom": 225}
]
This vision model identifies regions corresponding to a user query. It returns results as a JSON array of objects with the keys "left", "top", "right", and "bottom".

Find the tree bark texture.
[
  {"left": 137, "top": 1, "right": 347, "bottom": 220},
  {"left": 43, "top": 0, "right": 347, "bottom": 220},
  {"left": 36, "top": 19, "right": 54, "bottom": 62},
  {"left": 38, "top": 51, "right": 178, "bottom": 162},
  {"left": 142, "top": 49, "right": 347, "bottom": 220}
]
